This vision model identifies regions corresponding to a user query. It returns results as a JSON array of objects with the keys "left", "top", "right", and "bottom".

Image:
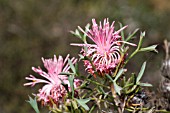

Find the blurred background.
[{"left": 0, "top": 0, "right": 170, "bottom": 113}]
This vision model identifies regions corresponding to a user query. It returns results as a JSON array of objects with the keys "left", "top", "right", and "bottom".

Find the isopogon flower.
[
  {"left": 72, "top": 18, "right": 135, "bottom": 77},
  {"left": 24, "top": 55, "right": 81, "bottom": 106}
]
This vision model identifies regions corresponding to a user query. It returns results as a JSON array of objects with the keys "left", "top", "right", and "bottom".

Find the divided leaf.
[
  {"left": 106, "top": 74, "right": 123, "bottom": 95},
  {"left": 70, "top": 29, "right": 82, "bottom": 39},
  {"left": 26, "top": 96, "right": 40, "bottom": 113},
  {"left": 68, "top": 58, "right": 76, "bottom": 74},
  {"left": 113, "top": 82, "right": 122, "bottom": 95},
  {"left": 75, "top": 98, "right": 91, "bottom": 111},
  {"left": 68, "top": 75, "right": 74, "bottom": 98},
  {"left": 139, "top": 45, "right": 158, "bottom": 53}
]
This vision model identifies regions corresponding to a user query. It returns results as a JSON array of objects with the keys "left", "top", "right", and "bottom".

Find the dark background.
[{"left": 0, "top": 0, "right": 170, "bottom": 113}]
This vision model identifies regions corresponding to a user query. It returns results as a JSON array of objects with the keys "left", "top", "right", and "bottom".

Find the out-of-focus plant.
[{"left": 24, "top": 18, "right": 169, "bottom": 113}]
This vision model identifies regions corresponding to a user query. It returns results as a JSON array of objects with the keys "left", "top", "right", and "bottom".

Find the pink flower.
[
  {"left": 72, "top": 18, "right": 135, "bottom": 77},
  {"left": 24, "top": 55, "right": 81, "bottom": 106}
]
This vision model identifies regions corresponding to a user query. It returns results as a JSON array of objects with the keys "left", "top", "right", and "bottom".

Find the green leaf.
[
  {"left": 130, "top": 73, "right": 137, "bottom": 84},
  {"left": 141, "top": 31, "right": 145, "bottom": 37},
  {"left": 70, "top": 29, "right": 82, "bottom": 39},
  {"left": 89, "top": 104, "right": 96, "bottom": 113},
  {"left": 138, "top": 32, "right": 145, "bottom": 49},
  {"left": 123, "top": 74, "right": 138, "bottom": 94},
  {"left": 83, "top": 24, "right": 90, "bottom": 43},
  {"left": 68, "top": 58, "right": 76, "bottom": 74},
  {"left": 124, "top": 73, "right": 134, "bottom": 86},
  {"left": 79, "top": 54, "right": 85, "bottom": 60},
  {"left": 126, "top": 28, "right": 139, "bottom": 42},
  {"left": 75, "top": 63, "right": 79, "bottom": 76},
  {"left": 68, "top": 75, "right": 74, "bottom": 98},
  {"left": 139, "top": 45, "right": 158, "bottom": 53},
  {"left": 119, "top": 22, "right": 125, "bottom": 41},
  {"left": 114, "top": 68, "right": 125, "bottom": 82},
  {"left": 113, "top": 82, "right": 122, "bottom": 95},
  {"left": 106, "top": 74, "right": 122, "bottom": 95},
  {"left": 126, "top": 85, "right": 138, "bottom": 94},
  {"left": 59, "top": 72, "right": 74, "bottom": 75},
  {"left": 136, "top": 62, "right": 146, "bottom": 83},
  {"left": 106, "top": 74, "right": 114, "bottom": 83},
  {"left": 98, "top": 86, "right": 106, "bottom": 95},
  {"left": 138, "top": 82, "right": 152, "bottom": 87},
  {"left": 75, "top": 98, "right": 90, "bottom": 111},
  {"left": 26, "top": 96, "right": 40, "bottom": 113}
]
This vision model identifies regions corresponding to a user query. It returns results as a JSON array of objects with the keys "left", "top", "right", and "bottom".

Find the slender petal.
[
  {"left": 72, "top": 18, "right": 131, "bottom": 76},
  {"left": 24, "top": 55, "right": 81, "bottom": 106}
]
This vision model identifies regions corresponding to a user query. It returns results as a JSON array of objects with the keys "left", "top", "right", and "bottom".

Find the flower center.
[{"left": 97, "top": 45, "right": 110, "bottom": 56}]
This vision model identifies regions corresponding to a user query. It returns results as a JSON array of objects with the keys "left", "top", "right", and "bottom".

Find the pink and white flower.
[
  {"left": 24, "top": 55, "right": 81, "bottom": 105},
  {"left": 72, "top": 18, "right": 135, "bottom": 77}
]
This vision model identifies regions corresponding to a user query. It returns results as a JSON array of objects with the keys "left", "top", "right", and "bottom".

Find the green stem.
[
  {"left": 155, "top": 109, "right": 169, "bottom": 112},
  {"left": 86, "top": 79, "right": 110, "bottom": 89},
  {"left": 124, "top": 49, "right": 138, "bottom": 65},
  {"left": 124, "top": 33, "right": 144, "bottom": 65},
  {"left": 76, "top": 74, "right": 92, "bottom": 90},
  {"left": 126, "top": 107, "right": 169, "bottom": 113},
  {"left": 123, "top": 83, "right": 134, "bottom": 89},
  {"left": 89, "top": 104, "right": 97, "bottom": 113}
]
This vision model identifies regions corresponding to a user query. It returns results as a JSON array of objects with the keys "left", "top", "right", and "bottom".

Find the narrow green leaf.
[
  {"left": 133, "top": 73, "right": 137, "bottom": 84},
  {"left": 141, "top": 31, "right": 145, "bottom": 37},
  {"left": 98, "top": 86, "right": 106, "bottom": 95},
  {"left": 59, "top": 72, "right": 74, "bottom": 75},
  {"left": 79, "top": 54, "right": 85, "bottom": 60},
  {"left": 136, "top": 62, "right": 146, "bottom": 83},
  {"left": 75, "top": 98, "right": 90, "bottom": 111},
  {"left": 106, "top": 74, "right": 122, "bottom": 95},
  {"left": 70, "top": 29, "right": 82, "bottom": 39},
  {"left": 113, "top": 82, "right": 122, "bottom": 95},
  {"left": 139, "top": 45, "right": 158, "bottom": 53},
  {"left": 89, "top": 104, "right": 96, "bottom": 113},
  {"left": 114, "top": 68, "right": 124, "bottom": 82},
  {"left": 138, "top": 32, "right": 145, "bottom": 49},
  {"left": 68, "top": 75, "right": 74, "bottom": 98},
  {"left": 126, "top": 85, "right": 138, "bottom": 94},
  {"left": 119, "top": 22, "right": 125, "bottom": 41},
  {"left": 83, "top": 24, "right": 90, "bottom": 43},
  {"left": 26, "top": 96, "right": 40, "bottom": 113},
  {"left": 106, "top": 74, "right": 114, "bottom": 83},
  {"left": 123, "top": 73, "right": 136, "bottom": 89},
  {"left": 124, "top": 73, "right": 135, "bottom": 87},
  {"left": 68, "top": 58, "right": 76, "bottom": 74},
  {"left": 75, "top": 29, "right": 81, "bottom": 37},
  {"left": 138, "top": 82, "right": 152, "bottom": 87},
  {"left": 75, "top": 63, "right": 79, "bottom": 76},
  {"left": 126, "top": 28, "right": 139, "bottom": 42}
]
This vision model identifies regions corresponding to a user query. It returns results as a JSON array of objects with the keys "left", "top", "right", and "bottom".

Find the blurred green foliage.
[{"left": 0, "top": 0, "right": 170, "bottom": 113}]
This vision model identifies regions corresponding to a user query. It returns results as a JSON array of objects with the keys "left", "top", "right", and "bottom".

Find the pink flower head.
[
  {"left": 24, "top": 55, "right": 81, "bottom": 106},
  {"left": 72, "top": 18, "right": 135, "bottom": 77}
]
